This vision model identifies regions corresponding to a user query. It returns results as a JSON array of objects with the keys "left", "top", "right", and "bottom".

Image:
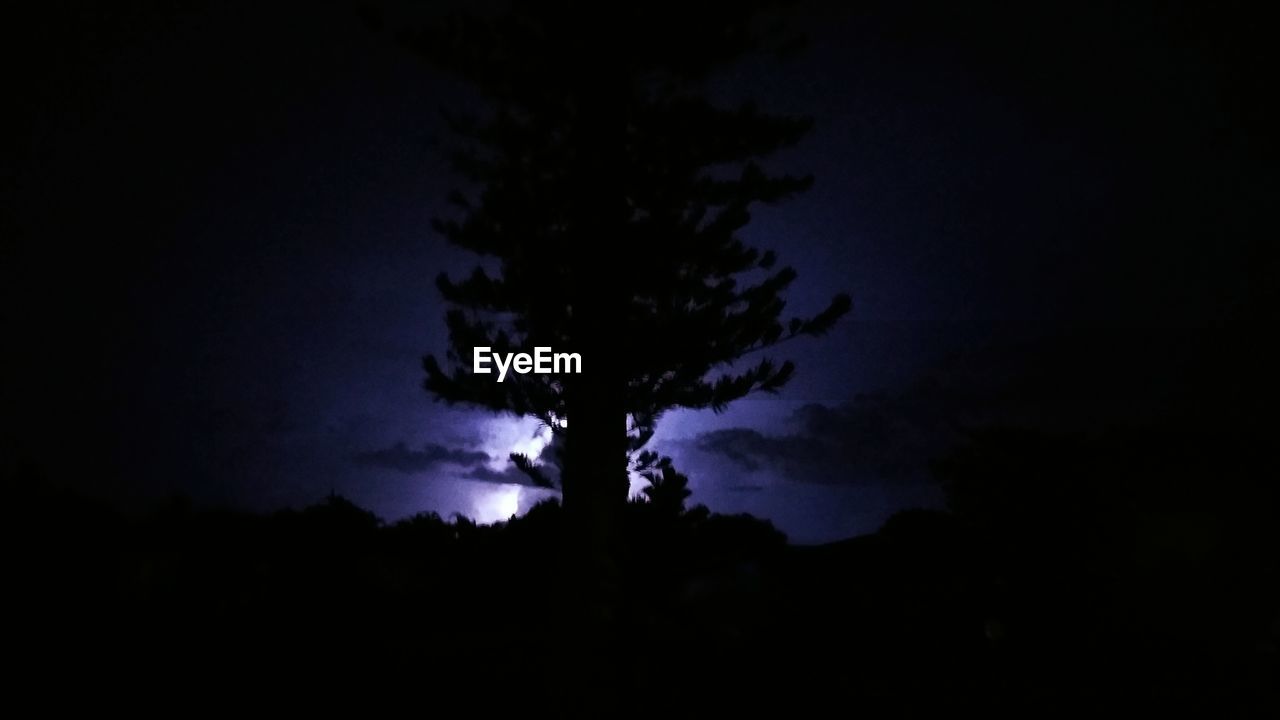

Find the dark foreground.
[{"left": 10, "top": 430, "right": 1277, "bottom": 716}]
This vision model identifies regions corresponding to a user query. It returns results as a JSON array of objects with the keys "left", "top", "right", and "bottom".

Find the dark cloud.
[
  {"left": 696, "top": 429, "right": 816, "bottom": 473},
  {"left": 462, "top": 464, "right": 540, "bottom": 486},
  {"left": 353, "top": 429, "right": 562, "bottom": 488},
  {"left": 689, "top": 325, "right": 1214, "bottom": 492},
  {"left": 692, "top": 380, "right": 970, "bottom": 486},
  {"left": 352, "top": 442, "right": 490, "bottom": 474}
]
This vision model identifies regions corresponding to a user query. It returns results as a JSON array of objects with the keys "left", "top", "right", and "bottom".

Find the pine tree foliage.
[{"left": 414, "top": 2, "right": 851, "bottom": 491}]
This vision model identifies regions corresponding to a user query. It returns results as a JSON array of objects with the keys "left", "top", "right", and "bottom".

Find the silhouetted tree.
[
  {"left": 636, "top": 453, "right": 693, "bottom": 517},
  {"left": 413, "top": 2, "right": 849, "bottom": 566}
]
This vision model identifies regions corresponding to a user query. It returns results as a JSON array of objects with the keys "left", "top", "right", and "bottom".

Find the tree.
[{"left": 414, "top": 2, "right": 850, "bottom": 557}]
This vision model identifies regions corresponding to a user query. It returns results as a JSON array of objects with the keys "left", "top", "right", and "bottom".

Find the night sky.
[{"left": 5, "top": 1, "right": 1271, "bottom": 542}]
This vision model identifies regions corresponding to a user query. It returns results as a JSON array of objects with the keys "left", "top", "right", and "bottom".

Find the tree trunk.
[
  {"left": 556, "top": 318, "right": 630, "bottom": 713},
  {"left": 561, "top": 363, "right": 629, "bottom": 582},
  {"left": 555, "top": 25, "right": 632, "bottom": 709},
  {"left": 560, "top": 15, "right": 630, "bottom": 579}
]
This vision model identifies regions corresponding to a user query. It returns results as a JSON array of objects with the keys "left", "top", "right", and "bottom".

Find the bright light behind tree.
[
  {"left": 472, "top": 483, "right": 521, "bottom": 524},
  {"left": 466, "top": 415, "right": 649, "bottom": 524}
]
